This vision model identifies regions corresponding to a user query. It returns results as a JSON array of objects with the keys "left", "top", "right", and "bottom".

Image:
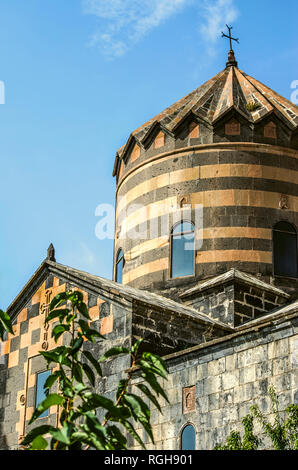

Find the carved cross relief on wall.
[
  {"left": 40, "top": 289, "right": 52, "bottom": 351},
  {"left": 183, "top": 386, "right": 196, "bottom": 413}
]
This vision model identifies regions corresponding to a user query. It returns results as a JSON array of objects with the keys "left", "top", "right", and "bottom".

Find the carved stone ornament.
[
  {"left": 225, "top": 119, "right": 240, "bottom": 136},
  {"left": 20, "top": 395, "right": 26, "bottom": 406},
  {"left": 279, "top": 195, "right": 289, "bottom": 210},
  {"left": 183, "top": 386, "right": 196, "bottom": 413},
  {"left": 178, "top": 194, "right": 191, "bottom": 208},
  {"left": 264, "top": 121, "right": 277, "bottom": 139},
  {"left": 41, "top": 341, "right": 49, "bottom": 351}
]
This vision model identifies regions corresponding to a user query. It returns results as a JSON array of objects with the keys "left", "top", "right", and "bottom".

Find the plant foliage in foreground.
[
  {"left": 21, "top": 290, "right": 169, "bottom": 450},
  {"left": 215, "top": 387, "right": 298, "bottom": 450},
  {"left": 0, "top": 309, "right": 14, "bottom": 341}
]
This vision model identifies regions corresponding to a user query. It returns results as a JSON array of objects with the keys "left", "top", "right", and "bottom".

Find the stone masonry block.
[
  {"left": 205, "top": 375, "right": 222, "bottom": 395},
  {"left": 239, "top": 365, "right": 256, "bottom": 384},
  {"left": 268, "top": 338, "right": 289, "bottom": 359},
  {"left": 273, "top": 356, "right": 291, "bottom": 376},
  {"left": 208, "top": 392, "right": 220, "bottom": 411},
  {"left": 234, "top": 383, "right": 253, "bottom": 403},
  {"left": 222, "top": 371, "right": 239, "bottom": 390},
  {"left": 226, "top": 354, "right": 237, "bottom": 371},
  {"left": 196, "top": 362, "right": 208, "bottom": 381},
  {"left": 207, "top": 357, "right": 226, "bottom": 376}
]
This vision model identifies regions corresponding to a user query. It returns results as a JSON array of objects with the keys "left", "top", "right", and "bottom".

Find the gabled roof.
[
  {"left": 180, "top": 268, "right": 291, "bottom": 299},
  {"left": 7, "top": 259, "right": 233, "bottom": 332}
]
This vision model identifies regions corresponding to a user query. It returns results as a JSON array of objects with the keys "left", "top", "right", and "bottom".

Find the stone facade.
[
  {"left": 1, "top": 58, "right": 297, "bottom": 451},
  {"left": 0, "top": 259, "right": 297, "bottom": 450},
  {"left": 131, "top": 312, "right": 298, "bottom": 450}
]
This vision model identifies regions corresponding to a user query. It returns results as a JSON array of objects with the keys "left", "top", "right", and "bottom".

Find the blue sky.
[{"left": 0, "top": 0, "right": 297, "bottom": 309}]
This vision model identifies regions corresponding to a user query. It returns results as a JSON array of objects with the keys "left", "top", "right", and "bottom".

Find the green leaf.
[
  {"left": 21, "top": 425, "right": 55, "bottom": 446},
  {"left": 44, "top": 371, "right": 61, "bottom": 394},
  {"left": 80, "top": 394, "right": 123, "bottom": 418},
  {"left": 49, "top": 423, "right": 73, "bottom": 445},
  {"left": 82, "top": 350, "right": 102, "bottom": 377},
  {"left": 73, "top": 362, "right": 83, "bottom": 383},
  {"left": 118, "top": 419, "right": 146, "bottom": 450},
  {"left": 68, "top": 291, "right": 83, "bottom": 304},
  {"left": 141, "top": 370, "right": 169, "bottom": 404},
  {"left": 142, "top": 352, "right": 168, "bottom": 379},
  {"left": 30, "top": 394, "right": 65, "bottom": 424},
  {"left": 123, "top": 393, "right": 153, "bottom": 443},
  {"left": 139, "top": 358, "right": 167, "bottom": 380},
  {"left": 116, "top": 379, "right": 127, "bottom": 400},
  {"left": 137, "top": 383, "right": 162, "bottom": 413},
  {"left": 70, "top": 337, "right": 83, "bottom": 356},
  {"left": 30, "top": 435, "right": 48, "bottom": 450},
  {"left": 39, "top": 347, "right": 72, "bottom": 368},
  {"left": 78, "top": 319, "right": 90, "bottom": 335},
  {"left": 73, "top": 383, "right": 89, "bottom": 394},
  {"left": 99, "top": 347, "right": 130, "bottom": 362},
  {"left": 82, "top": 362, "right": 95, "bottom": 386},
  {"left": 131, "top": 339, "right": 143, "bottom": 355},
  {"left": 106, "top": 425, "right": 127, "bottom": 450},
  {"left": 77, "top": 302, "right": 91, "bottom": 320},
  {"left": 45, "top": 309, "right": 70, "bottom": 324},
  {"left": 52, "top": 324, "right": 70, "bottom": 343},
  {"left": 0, "top": 309, "right": 14, "bottom": 340},
  {"left": 50, "top": 293, "right": 68, "bottom": 310}
]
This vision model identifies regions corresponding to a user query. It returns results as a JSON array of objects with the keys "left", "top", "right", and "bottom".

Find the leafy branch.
[
  {"left": 0, "top": 309, "right": 14, "bottom": 341},
  {"left": 215, "top": 387, "right": 298, "bottom": 450},
  {"left": 21, "top": 290, "right": 168, "bottom": 450}
]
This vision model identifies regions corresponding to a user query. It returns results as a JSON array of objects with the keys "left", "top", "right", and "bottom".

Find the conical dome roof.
[
  {"left": 137, "top": 66, "right": 297, "bottom": 136},
  {"left": 115, "top": 65, "right": 298, "bottom": 164}
]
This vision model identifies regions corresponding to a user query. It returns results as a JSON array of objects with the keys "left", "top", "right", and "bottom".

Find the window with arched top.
[
  {"left": 170, "top": 221, "right": 195, "bottom": 279},
  {"left": 273, "top": 222, "right": 298, "bottom": 278},
  {"left": 181, "top": 424, "right": 196, "bottom": 450},
  {"left": 115, "top": 249, "right": 124, "bottom": 284}
]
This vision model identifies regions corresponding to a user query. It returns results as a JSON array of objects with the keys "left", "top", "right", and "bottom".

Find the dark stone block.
[
  {"left": 234, "top": 314, "right": 243, "bottom": 327},
  {"left": 235, "top": 289, "right": 245, "bottom": 302},
  {"left": 31, "top": 329, "right": 41, "bottom": 345},
  {"left": 100, "top": 302, "right": 110, "bottom": 318},
  {"left": 27, "top": 303, "right": 40, "bottom": 320},
  {"left": 264, "top": 302, "right": 277, "bottom": 312},
  {"left": 9, "top": 336, "right": 20, "bottom": 353},
  {"left": 264, "top": 292, "right": 277, "bottom": 304},
  {"left": 45, "top": 275, "right": 54, "bottom": 289},
  {"left": 20, "top": 321, "right": 29, "bottom": 335},
  {"left": 19, "top": 348, "right": 28, "bottom": 365},
  {"left": 254, "top": 308, "right": 267, "bottom": 319},
  {"left": 235, "top": 302, "right": 253, "bottom": 318},
  {"left": 88, "top": 294, "right": 98, "bottom": 308},
  {"left": 245, "top": 294, "right": 263, "bottom": 309}
]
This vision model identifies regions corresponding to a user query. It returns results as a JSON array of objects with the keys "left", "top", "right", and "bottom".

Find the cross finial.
[
  {"left": 221, "top": 24, "right": 239, "bottom": 68},
  {"left": 47, "top": 243, "right": 56, "bottom": 262}
]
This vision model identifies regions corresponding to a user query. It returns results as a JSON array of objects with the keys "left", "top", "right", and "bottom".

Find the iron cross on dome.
[{"left": 221, "top": 24, "right": 239, "bottom": 50}]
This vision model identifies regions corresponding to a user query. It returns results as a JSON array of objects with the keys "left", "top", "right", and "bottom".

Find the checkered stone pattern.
[{"left": 0, "top": 275, "right": 113, "bottom": 449}]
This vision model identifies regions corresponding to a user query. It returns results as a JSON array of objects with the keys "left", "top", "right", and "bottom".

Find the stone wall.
[
  {"left": 0, "top": 272, "right": 133, "bottom": 450},
  {"left": 130, "top": 314, "right": 297, "bottom": 450},
  {"left": 182, "top": 277, "right": 289, "bottom": 327},
  {"left": 131, "top": 302, "right": 226, "bottom": 356}
]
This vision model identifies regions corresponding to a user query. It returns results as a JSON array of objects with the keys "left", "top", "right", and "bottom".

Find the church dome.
[{"left": 113, "top": 60, "right": 298, "bottom": 299}]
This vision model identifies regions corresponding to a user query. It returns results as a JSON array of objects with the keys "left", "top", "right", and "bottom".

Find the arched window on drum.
[
  {"left": 170, "top": 221, "right": 195, "bottom": 279},
  {"left": 273, "top": 222, "right": 298, "bottom": 278}
]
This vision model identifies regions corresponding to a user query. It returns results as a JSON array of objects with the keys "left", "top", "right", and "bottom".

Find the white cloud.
[
  {"left": 82, "top": 0, "right": 192, "bottom": 57},
  {"left": 200, "top": 0, "right": 239, "bottom": 45},
  {"left": 82, "top": 0, "right": 239, "bottom": 58}
]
